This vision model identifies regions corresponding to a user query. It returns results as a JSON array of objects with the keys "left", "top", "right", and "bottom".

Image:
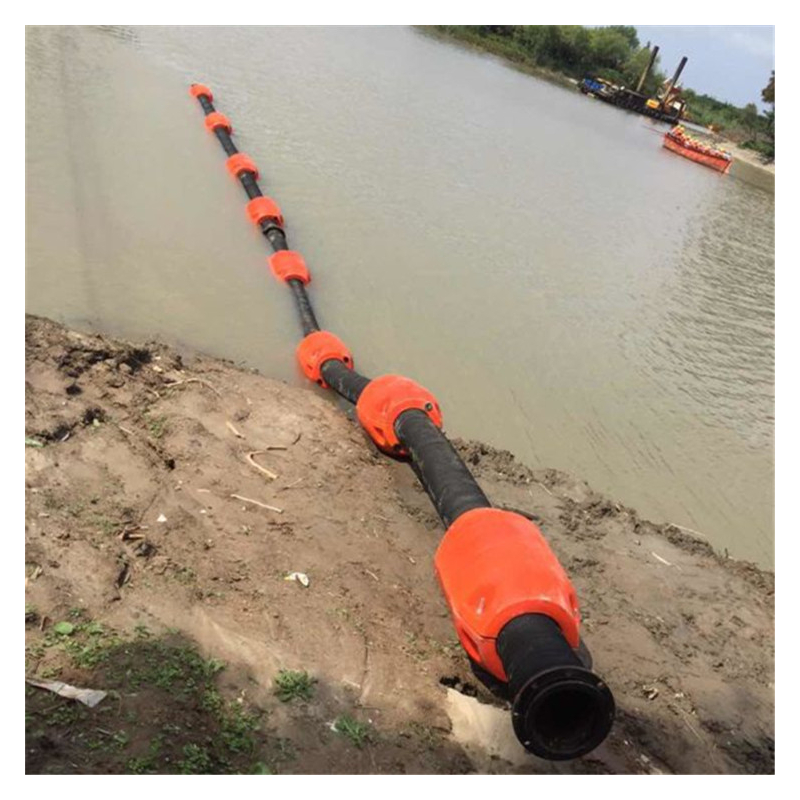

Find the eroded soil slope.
[{"left": 24, "top": 316, "right": 774, "bottom": 774}]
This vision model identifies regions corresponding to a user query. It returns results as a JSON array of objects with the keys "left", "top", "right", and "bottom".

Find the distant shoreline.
[
  {"left": 419, "top": 27, "right": 775, "bottom": 178},
  {"left": 416, "top": 26, "right": 577, "bottom": 90}
]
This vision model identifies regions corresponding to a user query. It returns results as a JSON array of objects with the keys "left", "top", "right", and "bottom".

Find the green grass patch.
[
  {"left": 26, "top": 617, "right": 269, "bottom": 775},
  {"left": 104, "top": 637, "right": 224, "bottom": 692},
  {"left": 146, "top": 415, "right": 169, "bottom": 439},
  {"left": 333, "top": 715, "right": 372, "bottom": 748},
  {"left": 273, "top": 669, "right": 316, "bottom": 703},
  {"left": 178, "top": 743, "right": 213, "bottom": 774},
  {"left": 220, "top": 704, "right": 261, "bottom": 754},
  {"left": 125, "top": 735, "right": 165, "bottom": 774}
]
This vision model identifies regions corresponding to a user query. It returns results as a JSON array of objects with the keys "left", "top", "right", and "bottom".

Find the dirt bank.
[
  {"left": 24, "top": 316, "right": 774, "bottom": 774},
  {"left": 721, "top": 140, "right": 775, "bottom": 175}
]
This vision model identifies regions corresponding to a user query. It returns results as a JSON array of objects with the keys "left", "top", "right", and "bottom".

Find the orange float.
[
  {"left": 296, "top": 331, "right": 353, "bottom": 387},
  {"left": 269, "top": 251, "right": 310, "bottom": 284},
  {"left": 226, "top": 153, "right": 259, "bottom": 180},
  {"left": 246, "top": 197, "right": 284, "bottom": 227},
  {"left": 204, "top": 111, "right": 232, "bottom": 134},
  {"left": 189, "top": 83, "right": 213, "bottom": 100},
  {"left": 356, "top": 375, "right": 442, "bottom": 455},
  {"left": 434, "top": 507, "right": 580, "bottom": 681}
]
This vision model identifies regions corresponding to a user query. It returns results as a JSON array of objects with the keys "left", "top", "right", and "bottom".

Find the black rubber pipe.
[
  {"left": 496, "top": 614, "right": 615, "bottom": 760},
  {"left": 240, "top": 172, "right": 263, "bottom": 200},
  {"left": 199, "top": 94, "right": 262, "bottom": 199},
  {"left": 394, "top": 409, "right": 490, "bottom": 526},
  {"left": 198, "top": 94, "right": 215, "bottom": 115},
  {"left": 215, "top": 127, "right": 238, "bottom": 157},
  {"left": 262, "top": 223, "right": 288, "bottom": 249},
  {"left": 288, "top": 279, "right": 321, "bottom": 336},
  {"left": 320, "top": 358, "right": 371, "bottom": 404},
  {"left": 191, "top": 88, "right": 615, "bottom": 760}
]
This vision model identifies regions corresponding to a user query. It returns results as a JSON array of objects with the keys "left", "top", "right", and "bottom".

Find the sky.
[{"left": 634, "top": 26, "right": 774, "bottom": 110}]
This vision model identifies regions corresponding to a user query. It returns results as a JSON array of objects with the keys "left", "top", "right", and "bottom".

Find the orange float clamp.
[
  {"left": 190, "top": 83, "right": 213, "bottom": 100},
  {"left": 226, "top": 153, "right": 259, "bottom": 180},
  {"left": 296, "top": 331, "right": 353, "bottom": 388},
  {"left": 204, "top": 112, "right": 232, "bottom": 134},
  {"left": 434, "top": 507, "right": 580, "bottom": 682},
  {"left": 356, "top": 375, "right": 443, "bottom": 455},
  {"left": 246, "top": 197, "right": 284, "bottom": 227},
  {"left": 269, "top": 251, "right": 310, "bottom": 284}
]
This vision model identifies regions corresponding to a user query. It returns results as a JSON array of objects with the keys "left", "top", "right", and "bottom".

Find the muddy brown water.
[{"left": 25, "top": 26, "right": 774, "bottom": 567}]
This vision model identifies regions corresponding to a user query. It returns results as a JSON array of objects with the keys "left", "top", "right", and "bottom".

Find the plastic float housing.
[
  {"left": 356, "top": 374, "right": 443, "bottom": 455},
  {"left": 269, "top": 251, "right": 310, "bottom": 285},
  {"left": 204, "top": 111, "right": 232, "bottom": 134},
  {"left": 434, "top": 507, "right": 580, "bottom": 682},
  {"left": 189, "top": 83, "right": 213, "bottom": 100},
  {"left": 226, "top": 153, "right": 259, "bottom": 179},
  {"left": 296, "top": 331, "right": 353, "bottom": 388},
  {"left": 246, "top": 197, "right": 284, "bottom": 228}
]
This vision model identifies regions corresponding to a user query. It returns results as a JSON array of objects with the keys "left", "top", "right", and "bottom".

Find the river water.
[{"left": 25, "top": 26, "right": 774, "bottom": 567}]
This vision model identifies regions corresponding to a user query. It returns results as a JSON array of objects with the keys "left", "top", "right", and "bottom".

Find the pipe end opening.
[{"left": 512, "top": 666, "right": 615, "bottom": 761}]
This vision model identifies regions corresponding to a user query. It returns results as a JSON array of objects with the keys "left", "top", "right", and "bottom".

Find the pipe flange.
[{"left": 512, "top": 666, "right": 615, "bottom": 761}]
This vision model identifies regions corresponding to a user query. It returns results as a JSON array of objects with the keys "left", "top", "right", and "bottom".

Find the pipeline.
[{"left": 189, "top": 83, "right": 615, "bottom": 760}]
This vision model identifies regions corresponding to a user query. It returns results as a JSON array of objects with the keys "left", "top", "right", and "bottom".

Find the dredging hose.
[{"left": 190, "top": 84, "right": 614, "bottom": 760}]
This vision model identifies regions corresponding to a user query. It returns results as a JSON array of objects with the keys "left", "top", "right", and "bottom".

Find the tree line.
[{"left": 430, "top": 26, "right": 774, "bottom": 160}]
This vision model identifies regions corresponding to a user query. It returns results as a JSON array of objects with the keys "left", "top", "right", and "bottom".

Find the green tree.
[
  {"left": 760, "top": 71, "right": 775, "bottom": 161},
  {"left": 742, "top": 102, "right": 760, "bottom": 138},
  {"left": 513, "top": 25, "right": 544, "bottom": 57},
  {"left": 762, "top": 70, "right": 774, "bottom": 105},
  {"left": 589, "top": 27, "right": 633, "bottom": 77},
  {"left": 606, "top": 25, "right": 640, "bottom": 50}
]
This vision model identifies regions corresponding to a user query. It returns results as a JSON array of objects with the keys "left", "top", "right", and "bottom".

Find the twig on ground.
[
  {"left": 674, "top": 706, "right": 703, "bottom": 742},
  {"left": 163, "top": 378, "right": 221, "bottom": 397},
  {"left": 226, "top": 420, "right": 245, "bottom": 439},
  {"left": 245, "top": 451, "right": 278, "bottom": 481},
  {"left": 230, "top": 494, "right": 283, "bottom": 514},
  {"left": 278, "top": 478, "right": 303, "bottom": 492},
  {"left": 533, "top": 481, "right": 554, "bottom": 497},
  {"left": 651, "top": 552, "right": 673, "bottom": 567}
]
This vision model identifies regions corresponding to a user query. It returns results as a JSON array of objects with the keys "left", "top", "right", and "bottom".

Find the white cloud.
[{"left": 726, "top": 28, "right": 775, "bottom": 61}]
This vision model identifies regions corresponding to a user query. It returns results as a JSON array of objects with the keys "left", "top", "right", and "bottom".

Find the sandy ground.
[
  {"left": 24, "top": 316, "right": 774, "bottom": 774},
  {"left": 680, "top": 128, "right": 775, "bottom": 176},
  {"left": 707, "top": 138, "right": 775, "bottom": 175},
  {"left": 722, "top": 140, "right": 775, "bottom": 174}
]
